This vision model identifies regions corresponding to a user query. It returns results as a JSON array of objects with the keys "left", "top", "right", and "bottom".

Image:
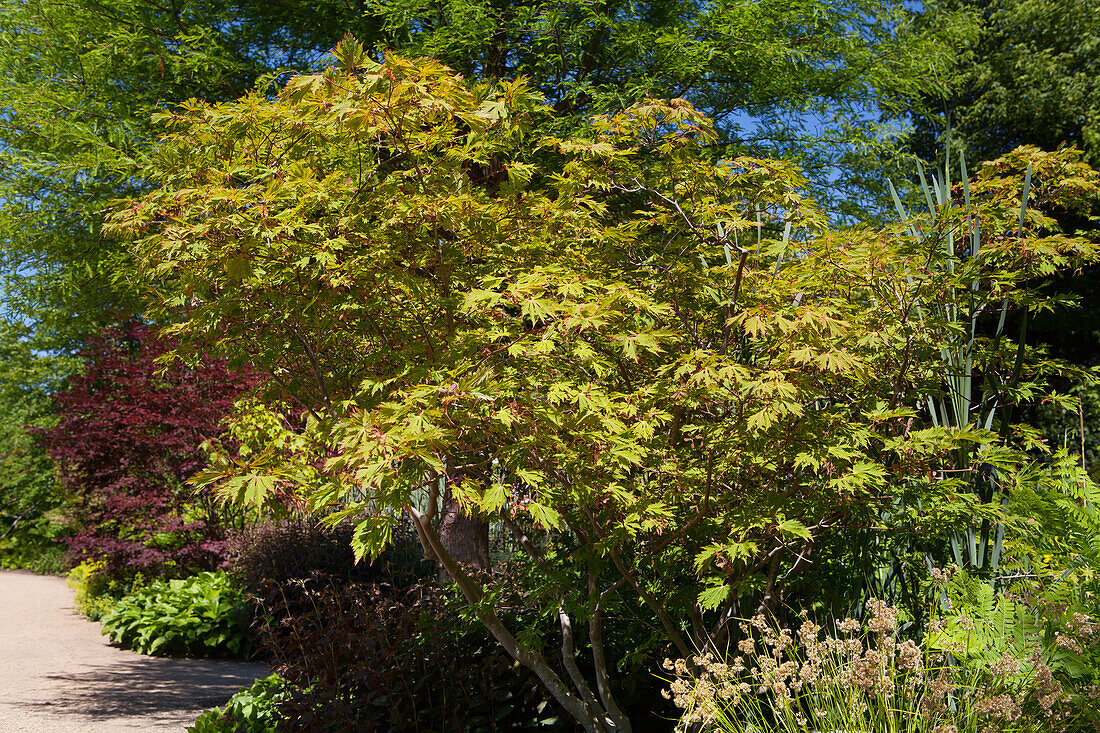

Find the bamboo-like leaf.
[
  {"left": 960, "top": 151, "right": 980, "bottom": 262},
  {"left": 772, "top": 220, "right": 792, "bottom": 277},
  {"left": 994, "top": 295, "right": 1010, "bottom": 340},
  {"left": 917, "top": 160, "right": 937, "bottom": 216},
  {"left": 1017, "top": 162, "right": 1033, "bottom": 235},
  {"left": 963, "top": 347, "right": 973, "bottom": 423},
  {"left": 944, "top": 124, "right": 951, "bottom": 204},
  {"left": 990, "top": 515, "right": 1005, "bottom": 570},
  {"left": 756, "top": 209, "right": 763, "bottom": 266},
  {"left": 977, "top": 518, "right": 989, "bottom": 568},
  {"left": 932, "top": 172, "right": 947, "bottom": 208},
  {"left": 967, "top": 526, "right": 978, "bottom": 569},
  {"left": 888, "top": 179, "right": 921, "bottom": 239},
  {"left": 887, "top": 179, "right": 908, "bottom": 221},
  {"left": 983, "top": 403, "right": 999, "bottom": 432},
  {"left": 720, "top": 219, "right": 732, "bottom": 266},
  {"left": 927, "top": 395, "right": 941, "bottom": 427}
]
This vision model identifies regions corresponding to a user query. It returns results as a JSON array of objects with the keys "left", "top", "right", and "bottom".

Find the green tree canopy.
[
  {"left": 0, "top": 0, "right": 341, "bottom": 350},
  {"left": 1, "top": 0, "right": 959, "bottom": 354},
  {"left": 911, "top": 0, "right": 1100, "bottom": 168},
  {"left": 367, "top": 0, "right": 959, "bottom": 216},
  {"left": 0, "top": 322, "right": 73, "bottom": 568}
]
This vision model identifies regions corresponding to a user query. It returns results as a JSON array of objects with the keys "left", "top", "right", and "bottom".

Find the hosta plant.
[
  {"left": 101, "top": 570, "right": 252, "bottom": 658},
  {"left": 187, "top": 673, "right": 287, "bottom": 733}
]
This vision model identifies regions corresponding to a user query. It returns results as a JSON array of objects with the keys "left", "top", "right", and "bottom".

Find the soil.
[{"left": 0, "top": 569, "right": 270, "bottom": 732}]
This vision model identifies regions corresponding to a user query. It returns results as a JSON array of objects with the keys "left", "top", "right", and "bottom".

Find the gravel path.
[{"left": 0, "top": 569, "right": 270, "bottom": 732}]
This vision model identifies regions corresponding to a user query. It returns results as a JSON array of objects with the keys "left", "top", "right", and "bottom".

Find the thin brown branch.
[
  {"left": 589, "top": 571, "right": 631, "bottom": 732},
  {"left": 405, "top": 505, "right": 604, "bottom": 732}
]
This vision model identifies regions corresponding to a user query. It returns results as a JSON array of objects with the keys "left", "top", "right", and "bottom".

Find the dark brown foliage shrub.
[
  {"left": 230, "top": 520, "right": 675, "bottom": 731},
  {"left": 260, "top": 579, "right": 566, "bottom": 732},
  {"left": 228, "top": 517, "right": 429, "bottom": 615},
  {"left": 231, "top": 518, "right": 565, "bottom": 729}
]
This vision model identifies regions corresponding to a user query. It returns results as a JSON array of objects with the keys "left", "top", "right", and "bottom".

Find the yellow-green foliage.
[
  {"left": 106, "top": 43, "right": 1100, "bottom": 732},
  {"left": 68, "top": 560, "right": 111, "bottom": 619},
  {"left": 67, "top": 560, "right": 145, "bottom": 621}
]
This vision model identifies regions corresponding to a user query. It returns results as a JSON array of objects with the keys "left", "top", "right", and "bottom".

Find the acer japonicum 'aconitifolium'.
[
  {"left": 39, "top": 322, "right": 255, "bottom": 578},
  {"left": 109, "top": 38, "right": 1100, "bottom": 732}
]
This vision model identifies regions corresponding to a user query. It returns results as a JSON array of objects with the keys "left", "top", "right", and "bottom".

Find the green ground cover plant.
[
  {"left": 100, "top": 570, "right": 252, "bottom": 658},
  {"left": 188, "top": 673, "right": 288, "bottom": 733}
]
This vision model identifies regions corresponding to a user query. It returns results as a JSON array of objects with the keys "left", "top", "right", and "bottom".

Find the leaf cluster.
[{"left": 100, "top": 570, "right": 253, "bottom": 657}]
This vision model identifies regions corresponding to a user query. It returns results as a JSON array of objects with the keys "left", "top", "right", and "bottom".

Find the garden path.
[{"left": 0, "top": 569, "right": 269, "bottom": 732}]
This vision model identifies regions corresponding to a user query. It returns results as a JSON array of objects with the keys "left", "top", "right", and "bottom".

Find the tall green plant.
[{"left": 886, "top": 146, "right": 1098, "bottom": 581}]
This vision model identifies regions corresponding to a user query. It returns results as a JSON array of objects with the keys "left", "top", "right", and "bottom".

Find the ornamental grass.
[{"left": 666, "top": 600, "right": 1086, "bottom": 733}]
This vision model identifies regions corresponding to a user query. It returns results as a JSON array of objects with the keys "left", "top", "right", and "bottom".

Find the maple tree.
[
  {"left": 110, "top": 41, "right": 1100, "bottom": 731},
  {"left": 38, "top": 322, "right": 254, "bottom": 578},
  {"left": 0, "top": 0, "right": 959, "bottom": 580}
]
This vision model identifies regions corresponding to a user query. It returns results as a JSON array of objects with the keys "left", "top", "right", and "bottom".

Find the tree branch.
[
  {"left": 589, "top": 570, "right": 631, "bottom": 732},
  {"left": 404, "top": 505, "right": 606, "bottom": 732},
  {"left": 559, "top": 604, "right": 608, "bottom": 729}
]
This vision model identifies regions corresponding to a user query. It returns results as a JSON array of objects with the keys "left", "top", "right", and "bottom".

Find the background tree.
[
  {"left": 39, "top": 322, "right": 254, "bottom": 578},
  {"left": 0, "top": 323, "right": 73, "bottom": 570},
  {"left": 0, "top": 0, "right": 370, "bottom": 569},
  {"left": 366, "top": 0, "right": 960, "bottom": 216},
  {"left": 0, "top": 0, "right": 957, "bottom": 355},
  {"left": 0, "top": 0, "right": 353, "bottom": 352},
  {"left": 911, "top": 0, "right": 1100, "bottom": 169}
]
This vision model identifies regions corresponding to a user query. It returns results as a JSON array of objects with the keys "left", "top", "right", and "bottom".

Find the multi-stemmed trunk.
[
  {"left": 437, "top": 484, "right": 490, "bottom": 578},
  {"left": 406, "top": 497, "right": 632, "bottom": 733}
]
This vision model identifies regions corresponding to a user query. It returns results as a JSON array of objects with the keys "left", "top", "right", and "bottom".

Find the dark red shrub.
[
  {"left": 39, "top": 322, "right": 254, "bottom": 577},
  {"left": 259, "top": 579, "right": 564, "bottom": 732},
  {"left": 228, "top": 517, "right": 430, "bottom": 622}
]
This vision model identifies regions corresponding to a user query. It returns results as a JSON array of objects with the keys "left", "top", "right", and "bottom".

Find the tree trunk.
[
  {"left": 407, "top": 505, "right": 609, "bottom": 732},
  {"left": 437, "top": 484, "right": 490, "bottom": 579}
]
